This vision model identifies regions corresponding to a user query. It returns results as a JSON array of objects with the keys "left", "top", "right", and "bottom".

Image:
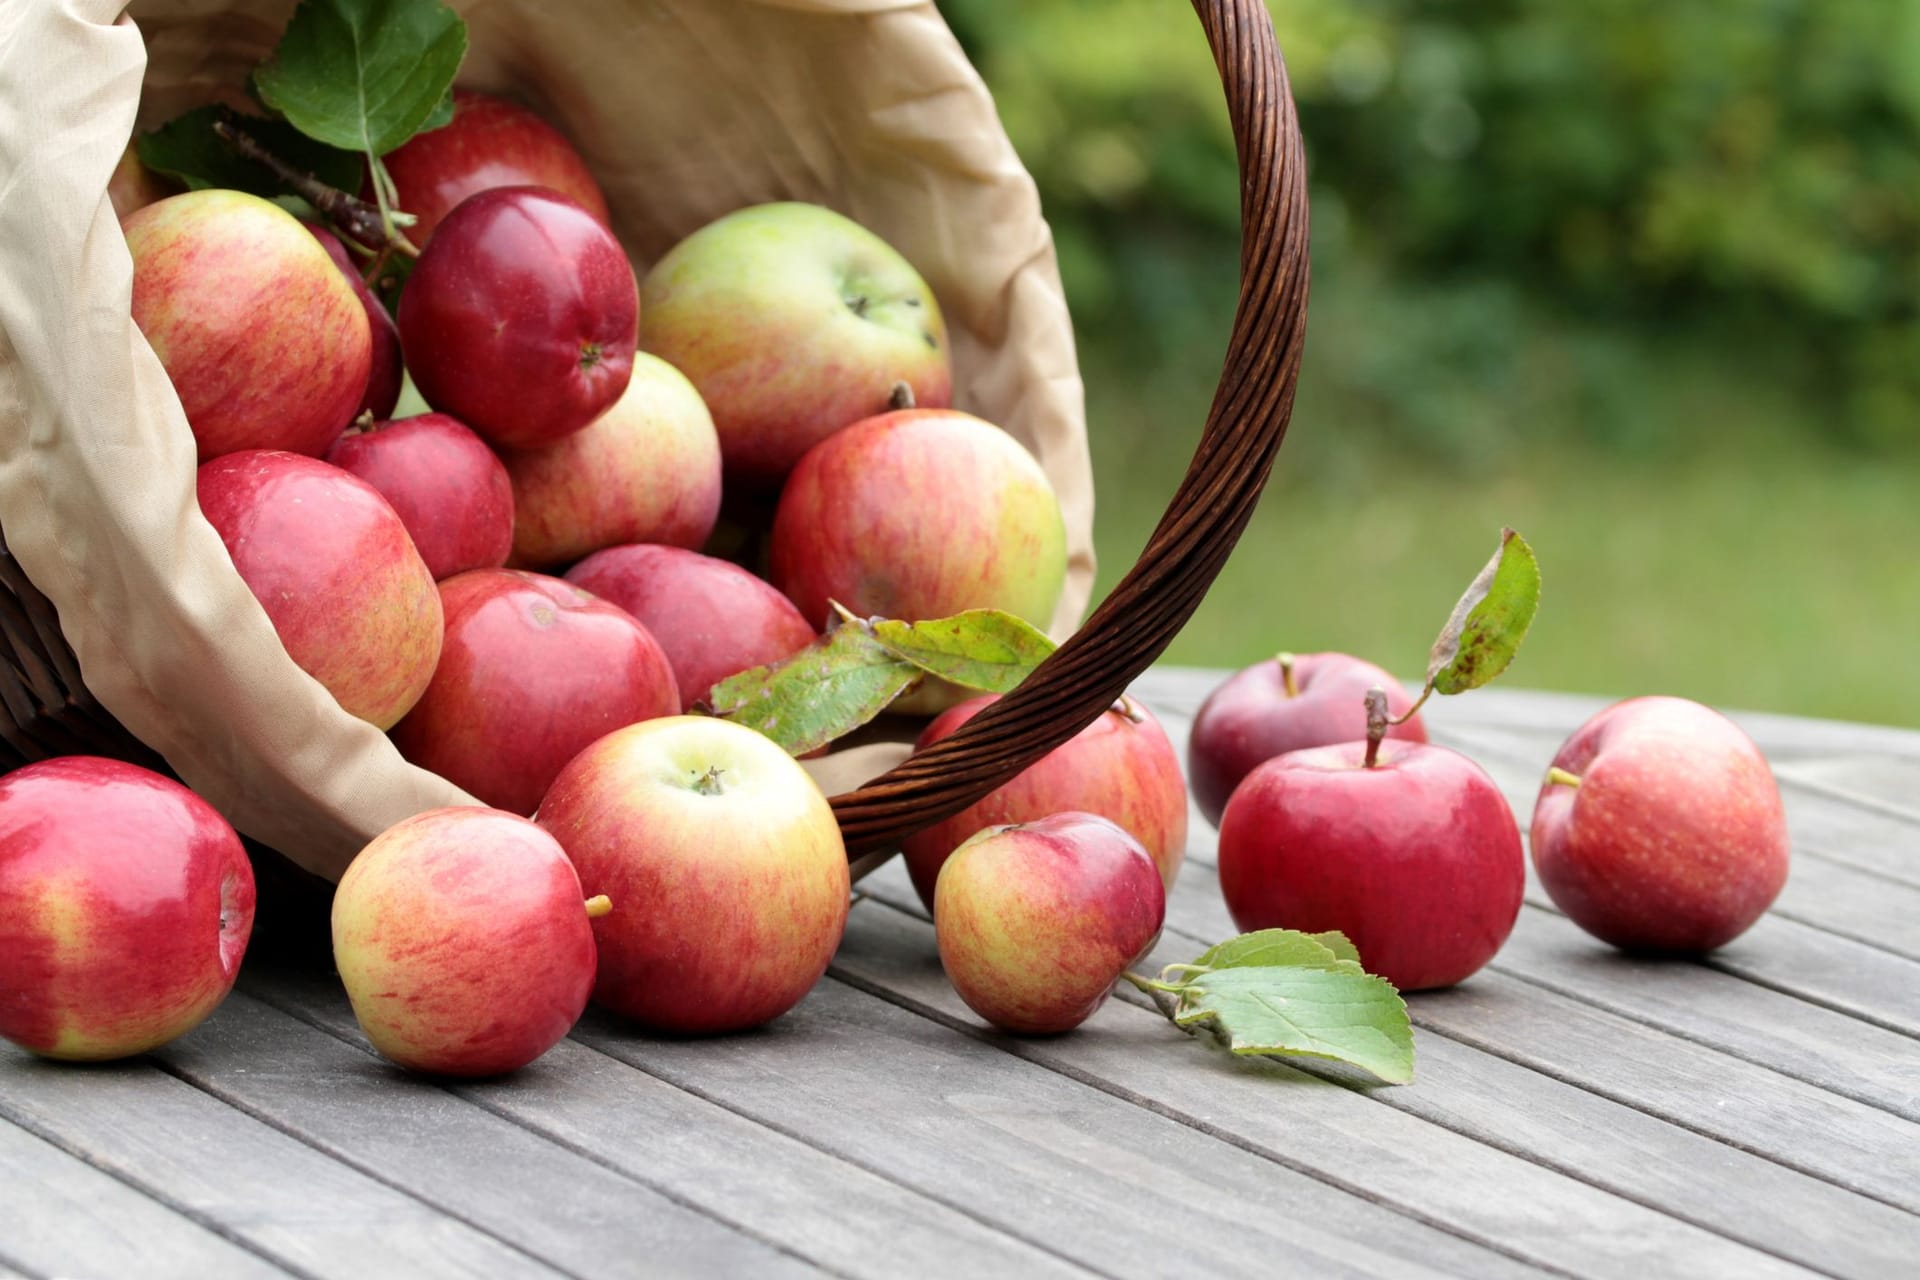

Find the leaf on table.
[
  {"left": 867, "top": 609, "right": 1057, "bottom": 694},
  {"left": 254, "top": 0, "right": 468, "bottom": 156},
  {"left": 704, "top": 623, "right": 920, "bottom": 756},
  {"left": 1424, "top": 527, "right": 1541, "bottom": 697},
  {"left": 1190, "top": 928, "right": 1360, "bottom": 972},
  {"left": 1172, "top": 965, "right": 1414, "bottom": 1085},
  {"left": 137, "top": 106, "right": 365, "bottom": 197}
]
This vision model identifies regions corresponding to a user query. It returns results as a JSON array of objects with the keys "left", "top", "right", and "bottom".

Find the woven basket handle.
[{"left": 829, "top": 0, "right": 1309, "bottom": 854}]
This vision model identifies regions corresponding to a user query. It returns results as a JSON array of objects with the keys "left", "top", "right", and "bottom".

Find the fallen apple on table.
[{"left": 325, "top": 412, "right": 515, "bottom": 581}]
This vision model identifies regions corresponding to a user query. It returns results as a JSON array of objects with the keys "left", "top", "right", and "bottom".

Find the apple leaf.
[
  {"left": 136, "top": 106, "right": 364, "bottom": 197},
  {"left": 704, "top": 623, "right": 920, "bottom": 756},
  {"left": 254, "top": 0, "right": 467, "bottom": 157},
  {"left": 1190, "top": 928, "right": 1361, "bottom": 971},
  {"left": 866, "top": 610, "right": 1057, "bottom": 695},
  {"left": 1424, "top": 528, "right": 1540, "bottom": 697}
]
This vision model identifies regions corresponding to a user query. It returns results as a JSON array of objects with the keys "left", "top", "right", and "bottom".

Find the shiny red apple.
[
  {"left": 306, "top": 224, "right": 403, "bottom": 420},
  {"left": 398, "top": 186, "right": 638, "bottom": 450},
  {"left": 0, "top": 757, "right": 255, "bottom": 1061},
  {"left": 197, "top": 451, "right": 443, "bottom": 729},
  {"left": 325, "top": 413, "right": 514, "bottom": 580},
  {"left": 1188, "top": 652, "right": 1428, "bottom": 827},
  {"left": 1531, "top": 696, "right": 1790, "bottom": 953},
  {"left": 901, "top": 694, "right": 1187, "bottom": 909},
  {"left": 935, "top": 812, "right": 1165, "bottom": 1035},
  {"left": 565, "top": 544, "right": 816, "bottom": 708},
  {"left": 391, "top": 569, "right": 678, "bottom": 815}
]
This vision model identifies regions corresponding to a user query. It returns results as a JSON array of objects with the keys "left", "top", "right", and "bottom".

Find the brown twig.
[{"left": 212, "top": 112, "right": 413, "bottom": 257}]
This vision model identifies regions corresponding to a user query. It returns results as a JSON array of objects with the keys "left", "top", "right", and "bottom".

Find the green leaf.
[
  {"left": 1172, "top": 966, "right": 1414, "bottom": 1084},
  {"left": 1305, "top": 931, "right": 1364, "bottom": 965},
  {"left": 1425, "top": 528, "right": 1541, "bottom": 696},
  {"left": 704, "top": 624, "right": 920, "bottom": 756},
  {"left": 254, "top": 0, "right": 468, "bottom": 156},
  {"left": 867, "top": 609, "right": 1058, "bottom": 694},
  {"left": 136, "top": 107, "right": 365, "bottom": 197},
  {"left": 1190, "top": 929, "right": 1355, "bottom": 972}
]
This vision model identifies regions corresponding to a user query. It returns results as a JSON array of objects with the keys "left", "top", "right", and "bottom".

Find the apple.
[
  {"left": 501, "top": 353, "right": 721, "bottom": 569},
  {"left": 307, "top": 224, "right": 403, "bottom": 420},
  {"left": 125, "top": 190, "right": 371, "bottom": 460},
  {"left": 537, "top": 716, "right": 849, "bottom": 1034},
  {"left": 901, "top": 694, "right": 1187, "bottom": 909},
  {"left": 197, "top": 451, "right": 443, "bottom": 729},
  {"left": 108, "top": 141, "right": 175, "bottom": 219},
  {"left": 331, "top": 806, "right": 605, "bottom": 1077},
  {"left": 1531, "top": 696, "right": 1790, "bottom": 953},
  {"left": 1188, "top": 652, "right": 1428, "bottom": 827},
  {"left": 1217, "top": 727, "right": 1524, "bottom": 991},
  {"left": 770, "top": 408, "right": 1067, "bottom": 631},
  {"left": 934, "top": 812, "right": 1165, "bottom": 1035},
  {"left": 640, "top": 202, "right": 952, "bottom": 486},
  {"left": 325, "top": 413, "right": 514, "bottom": 580},
  {"left": 399, "top": 186, "right": 638, "bottom": 450},
  {"left": 565, "top": 544, "right": 816, "bottom": 708},
  {"left": 391, "top": 569, "right": 678, "bottom": 815},
  {"left": 0, "top": 757, "right": 254, "bottom": 1061},
  {"left": 379, "top": 89, "right": 611, "bottom": 247}
]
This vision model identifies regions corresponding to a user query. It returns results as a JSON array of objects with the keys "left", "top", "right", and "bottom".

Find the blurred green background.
[{"left": 941, "top": 0, "right": 1920, "bottom": 727}]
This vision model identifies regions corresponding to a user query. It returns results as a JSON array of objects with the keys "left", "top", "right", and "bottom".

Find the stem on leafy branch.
[
  {"left": 1275, "top": 652, "right": 1299, "bottom": 698},
  {"left": 1546, "top": 767, "right": 1583, "bottom": 789},
  {"left": 1121, "top": 971, "right": 1184, "bottom": 1021},
  {"left": 1390, "top": 683, "right": 1433, "bottom": 727},
  {"left": 1111, "top": 694, "right": 1145, "bottom": 724},
  {"left": 888, "top": 381, "right": 916, "bottom": 411},
  {"left": 1363, "top": 686, "right": 1390, "bottom": 768},
  {"left": 212, "top": 114, "right": 410, "bottom": 257},
  {"left": 584, "top": 895, "right": 613, "bottom": 919}
]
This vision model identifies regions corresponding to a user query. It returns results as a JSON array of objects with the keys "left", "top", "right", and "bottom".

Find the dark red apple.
[
  {"left": 935, "top": 812, "right": 1165, "bottom": 1034},
  {"left": 197, "top": 451, "right": 443, "bottom": 729},
  {"left": 306, "top": 224, "right": 403, "bottom": 420},
  {"left": 0, "top": 757, "right": 255, "bottom": 1061},
  {"left": 325, "top": 413, "right": 514, "bottom": 580},
  {"left": 565, "top": 544, "right": 816, "bottom": 708},
  {"left": 1531, "top": 696, "right": 1790, "bottom": 953},
  {"left": 901, "top": 694, "right": 1188, "bottom": 910},
  {"left": 391, "top": 569, "right": 678, "bottom": 815},
  {"left": 398, "top": 186, "right": 638, "bottom": 450},
  {"left": 1189, "top": 652, "right": 1428, "bottom": 827},
  {"left": 1218, "top": 737, "right": 1524, "bottom": 991},
  {"left": 379, "top": 89, "right": 611, "bottom": 247}
]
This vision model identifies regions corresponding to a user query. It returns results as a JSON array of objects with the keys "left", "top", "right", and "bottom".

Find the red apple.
[
  {"left": 331, "top": 806, "right": 603, "bottom": 1077},
  {"left": 197, "top": 451, "right": 443, "bottom": 729},
  {"left": 398, "top": 186, "right": 638, "bottom": 450},
  {"left": 934, "top": 812, "right": 1165, "bottom": 1035},
  {"left": 501, "top": 353, "right": 721, "bottom": 568},
  {"left": 770, "top": 409, "right": 1067, "bottom": 631},
  {"left": 391, "top": 569, "right": 678, "bottom": 815},
  {"left": 108, "top": 141, "right": 175, "bottom": 219},
  {"left": 1531, "top": 696, "right": 1790, "bottom": 953},
  {"left": 641, "top": 202, "right": 952, "bottom": 487},
  {"left": 565, "top": 544, "right": 816, "bottom": 708},
  {"left": 901, "top": 694, "right": 1188, "bottom": 909},
  {"left": 1188, "top": 653, "right": 1428, "bottom": 827},
  {"left": 537, "top": 716, "right": 849, "bottom": 1035},
  {"left": 1218, "top": 738, "right": 1524, "bottom": 991},
  {"left": 307, "top": 224, "right": 403, "bottom": 420},
  {"left": 125, "top": 190, "right": 370, "bottom": 460},
  {"left": 379, "top": 89, "right": 611, "bottom": 247},
  {"left": 325, "top": 413, "right": 514, "bottom": 580},
  {"left": 0, "top": 757, "right": 254, "bottom": 1061}
]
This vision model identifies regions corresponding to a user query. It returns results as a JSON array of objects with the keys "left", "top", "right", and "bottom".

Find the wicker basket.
[{"left": 0, "top": 0, "right": 1306, "bottom": 868}]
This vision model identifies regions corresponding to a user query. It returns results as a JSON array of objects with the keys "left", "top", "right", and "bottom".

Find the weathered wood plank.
[
  {"left": 1704, "top": 916, "right": 1920, "bottom": 1039},
  {"left": 167, "top": 988, "right": 818, "bottom": 1279},
  {"left": 833, "top": 892, "right": 1825, "bottom": 1280},
  {"left": 250, "top": 967, "right": 1100, "bottom": 1279},
  {"left": 0, "top": 1043, "right": 565, "bottom": 1280},
  {"left": 0, "top": 1118, "right": 290, "bottom": 1280}
]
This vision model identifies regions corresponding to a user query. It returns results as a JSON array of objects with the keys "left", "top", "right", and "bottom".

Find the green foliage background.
[{"left": 941, "top": 0, "right": 1920, "bottom": 726}]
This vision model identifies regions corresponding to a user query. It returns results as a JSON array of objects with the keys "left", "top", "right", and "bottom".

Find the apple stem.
[
  {"left": 888, "top": 381, "right": 916, "bottom": 411},
  {"left": 693, "top": 766, "right": 727, "bottom": 796},
  {"left": 1111, "top": 694, "right": 1145, "bottom": 724},
  {"left": 1275, "top": 652, "right": 1299, "bottom": 698},
  {"left": 212, "top": 112, "right": 416, "bottom": 258},
  {"left": 1389, "top": 684, "right": 1432, "bottom": 727},
  {"left": 1546, "top": 766, "right": 1583, "bottom": 789},
  {"left": 584, "top": 895, "right": 612, "bottom": 919},
  {"left": 1363, "top": 686, "right": 1390, "bottom": 768}
]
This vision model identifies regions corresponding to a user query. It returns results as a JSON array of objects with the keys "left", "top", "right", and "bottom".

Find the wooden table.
[{"left": 3, "top": 672, "right": 1917, "bottom": 1279}]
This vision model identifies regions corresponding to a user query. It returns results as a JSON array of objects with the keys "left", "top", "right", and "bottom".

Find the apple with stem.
[
  {"left": 1188, "top": 652, "right": 1428, "bottom": 827},
  {"left": 125, "top": 189, "right": 370, "bottom": 460},
  {"left": 399, "top": 186, "right": 637, "bottom": 450},
  {"left": 935, "top": 812, "right": 1165, "bottom": 1034},
  {"left": 325, "top": 413, "right": 514, "bottom": 581},
  {"left": 307, "top": 225, "right": 403, "bottom": 420},
  {"left": 1531, "top": 696, "right": 1790, "bottom": 953},
  {"left": 537, "top": 716, "right": 849, "bottom": 1035},
  {"left": 0, "top": 757, "right": 254, "bottom": 1061},
  {"left": 641, "top": 202, "right": 951, "bottom": 487},
  {"left": 332, "top": 807, "right": 607, "bottom": 1077}
]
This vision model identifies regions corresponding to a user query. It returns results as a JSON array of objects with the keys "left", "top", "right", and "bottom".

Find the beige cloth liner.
[{"left": 0, "top": 0, "right": 1093, "bottom": 880}]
